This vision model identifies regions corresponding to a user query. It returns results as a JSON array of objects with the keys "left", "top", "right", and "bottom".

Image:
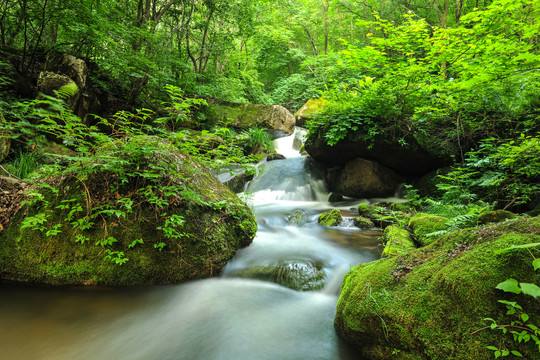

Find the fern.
[{"left": 53, "top": 82, "right": 78, "bottom": 100}]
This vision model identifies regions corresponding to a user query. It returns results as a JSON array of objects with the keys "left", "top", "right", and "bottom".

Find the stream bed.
[{"left": 0, "top": 129, "right": 385, "bottom": 360}]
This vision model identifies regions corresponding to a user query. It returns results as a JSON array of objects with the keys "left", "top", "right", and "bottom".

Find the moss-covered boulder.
[
  {"left": 408, "top": 213, "right": 449, "bottom": 246},
  {"left": 478, "top": 210, "right": 517, "bottom": 225},
  {"left": 0, "top": 137, "right": 257, "bottom": 286},
  {"left": 358, "top": 203, "right": 383, "bottom": 218},
  {"left": 335, "top": 217, "right": 540, "bottom": 360},
  {"left": 318, "top": 209, "right": 343, "bottom": 226},
  {"left": 381, "top": 225, "right": 415, "bottom": 257},
  {"left": 294, "top": 97, "right": 327, "bottom": 127},
  {"left": 357, "top": 203, "right": 407, "bottom": 229},
  {"left": 354, "top": 217, "right": 374, "bottom": 229},
  {"left": 206, "top": 102, "right": 295, "bottom": 134}
]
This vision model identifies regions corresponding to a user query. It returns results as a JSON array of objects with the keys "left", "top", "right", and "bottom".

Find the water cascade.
[{"left": 0, "top": 128, "right": 383, "bottom": 360}]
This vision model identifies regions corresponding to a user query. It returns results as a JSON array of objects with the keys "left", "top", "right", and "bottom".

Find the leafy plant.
[{"left": 475, "top": 243, "right": 540, "bottom": 358}]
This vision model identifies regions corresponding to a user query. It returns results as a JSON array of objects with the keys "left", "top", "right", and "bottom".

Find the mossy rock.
[
  {"left": 318, "top": 209, "right": 343, "bottom": 227},
  {"left": 0, "top": 138, "right": 257, "bottom": 286},
  {"left": 390, "top": 202, "right": 419, "bottom": 214},
  {"left": 354, "top": 217, "right": 374, "bottom": 229},
  {"left": 229, "top": 260, "right": 326, "bottom": 291},
  {"left": 335, "top": 216, "right": 540, "bottom": 360},
  {"left": 294, "top": 97, "right": 327, "bottom": 127},
  {"left": 358, "top": 203, "right": 384, "bottom": 218},
  {"left": 409, "top": 213, "right": 449, "bottom": 247},
  {"left": 205, "top": 102, "right": 295, "bottom": 134},
  {"left": 478, "top": 210, "right": 517, "bottom": 225},
  {"left": 382, "top": 225, "right": 415, "bottom": 258},
  {"left": 287, "top": 210, "right": 306, "bottom": 226},
  {"left": 358, "top": 203, "right": 408, "bottom": 229}
]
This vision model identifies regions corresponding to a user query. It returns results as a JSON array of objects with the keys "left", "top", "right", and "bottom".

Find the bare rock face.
[
  {"left": 208, "top": 103, "right": 296, "bottom": 134},
  {"left": 334, "top": 158, "right": 403, "bottom": 198}
]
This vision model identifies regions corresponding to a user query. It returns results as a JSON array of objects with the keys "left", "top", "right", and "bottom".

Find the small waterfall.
[{"left": 246, "top": 157, "right": 328, "bottom": 204}]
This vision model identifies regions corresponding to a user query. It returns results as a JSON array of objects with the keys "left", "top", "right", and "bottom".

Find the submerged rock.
[
  {"left": 318, "top": 209, "right": 343, "bottom": 226},
  {"left": 0, "top": 137, "right": 257, "bottom": 286},
  {"left": 229, "top": 260, "right": 326, "bottom": 291},
  {"left": 287, "top": 210, "right": 307, "bottom": 226},
  {"left": 335, "top": 216, "right": 540, "bottom": 359}
]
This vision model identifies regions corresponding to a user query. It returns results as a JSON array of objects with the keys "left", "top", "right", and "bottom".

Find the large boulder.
[
  {"left": 305, "top": 129, "right": 446, "bottom": 176},
  {"left": 45, "top": 52, "right": 87, "bottom": 89},
  {"left": 335, "top": 216, "right": 540, "bottom": 359},
  {"left": 37, "top": 71, "right": 79, "bottom": 107},
  {"left": 0, "top": 137, "right": 257, "bottom": 286},
  {"left": 207, "top": 102, "right": 295, "bottom": 134},
  {"left": 334, "top": 158, "right": 403, "bottom": 198},
  {"left": 42, "top": 52, "right": 101, "bottom": 119},
  {"left": 294, "top": 98, "right": 326, "bottom": 127}
]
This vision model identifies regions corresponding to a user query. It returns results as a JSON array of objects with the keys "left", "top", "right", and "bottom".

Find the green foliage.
[
  {"left": 483, "top": 244, "right": 540, "bottom": 358},
  {"left": 240, "top": 127, "right": 274, "bottom": 153},
  {"left": 155, "top": 85, "right": 208, "bottom": 130},
  {"left": 304, "top": 1, "right": 540, "bottom": 161},
  {"left": 2, "top": 90, "right": 236, "bottom": 264},
  {"left": 437, "top": 135, "right": 540, "bottom": 210},
  {"left": 3, "top": 149, "right": 43, "bottom": 179}
]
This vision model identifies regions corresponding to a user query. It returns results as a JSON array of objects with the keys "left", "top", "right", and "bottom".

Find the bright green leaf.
[
  {"left": 519, "top": 283, "right": 540, "bottom": 299},
  {"left": 496, "top": 279, "right": 522, "bottom": 294}
]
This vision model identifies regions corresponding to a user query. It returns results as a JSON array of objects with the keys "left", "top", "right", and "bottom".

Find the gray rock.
[{"left": 335, "top": 158, "right": 403, "bottom": 198}]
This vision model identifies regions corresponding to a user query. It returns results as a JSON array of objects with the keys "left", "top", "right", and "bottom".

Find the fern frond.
[{"left": 54, "top": 82, "right": 78, "bottom": 100}]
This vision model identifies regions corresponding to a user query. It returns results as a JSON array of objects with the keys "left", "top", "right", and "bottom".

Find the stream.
[{"left": 0, "top": 128, "right": 386, "bottom": 360}]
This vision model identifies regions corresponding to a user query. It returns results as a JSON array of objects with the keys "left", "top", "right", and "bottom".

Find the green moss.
[
  {"left": 382, "top": 225, "right": 415, "bottom": 257},
  {"left": 409, "top": 213, "right": 449, "bottom": 246},
  {"left": 294, "top": 98, "right": 327, "bottom": 119},
  {"left": 335, "top": 216, "right": 540, "bottom": 360},
  {"left": 478, "top": 210, "right": 517, "bottom": 225},
  {"left": 318, "top": 209, "right": 343, "bottom": 226},
  {"left": 354, "top": 217, "right": 374, "bottom": 229},
  {"left": 358, "top": 203, "right": 382, "bottom": 218}
]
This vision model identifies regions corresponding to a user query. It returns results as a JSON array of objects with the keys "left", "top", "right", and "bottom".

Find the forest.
[{"left": 0, "top": 0, "right": 539, "bottom": 359}]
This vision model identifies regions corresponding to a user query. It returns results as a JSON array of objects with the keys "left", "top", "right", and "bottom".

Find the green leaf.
[
  {"left": 496, "top": 279, "right": 522, "bottom": 294},
  {"left": 519, "top": 283, "right": 540, "bottom": 299},
  {"left": 533, "top": 258, "right": 540, "bottom": 271},
  {"left": 521, "top": 313, "right": 529, "bottom": 322},
  {"left": 494, "top": 350, "right": 501, "bottom": 358},
  {"left": 510, "top": 350, "right": 522, "bottom": 357},
  {"left": 494, "top": 243, "right": 540, "bottom": 255},
  {"left": 486, "top": 346, "right": 499, "bottom": 351}
]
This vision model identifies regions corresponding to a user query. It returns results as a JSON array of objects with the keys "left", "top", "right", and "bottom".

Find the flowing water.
[{"left": 0, "top": 128, "right": 383, "bottom": 360}]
